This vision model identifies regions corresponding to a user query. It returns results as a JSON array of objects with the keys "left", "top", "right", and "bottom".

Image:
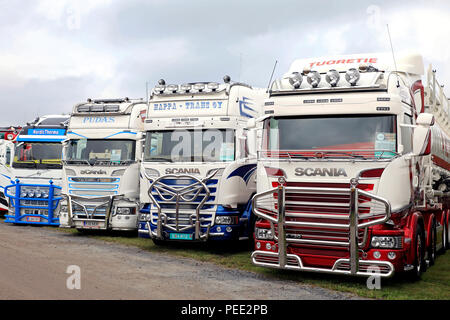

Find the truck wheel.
[
  {"left": 428, "top": 220, "right": 437, "bottom": 266},
  {"left": 440, "top": 211, "right": 447, "bottom": 253},
  {"left": 408, "top": 224, "right": 426, "bottom": 280},
  {"left": 152, "top": 238, "right": 165, "bottom": 246}
]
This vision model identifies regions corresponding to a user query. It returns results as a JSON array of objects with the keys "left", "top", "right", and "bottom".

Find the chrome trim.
[
  {"left": 251, "top": 250, "right": 394, "bottom": 278},
  {"left": 251, "top": 181, "right": 391, "bottom": 276},
  {"left": 147, "top": 171, "right": 219, "bottom": 241}
]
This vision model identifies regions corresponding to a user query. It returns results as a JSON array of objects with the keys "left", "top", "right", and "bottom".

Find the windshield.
[
  {"left": 66, "top": 139, "right": 136, "bottom": 165},
  {"left": 13, "top": 142, "right": 62, "bottom": 169},
  {"left": 264, "top": 114, "right": 397, "bottom": 159},
  {"left": 144, "top": 129, "right": 235, "bottom": 162}
]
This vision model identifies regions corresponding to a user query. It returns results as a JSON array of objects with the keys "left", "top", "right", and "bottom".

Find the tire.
[
  {"left": 407, "top": 224, "right": 426, "bottom": 280},
  {"left": 445, "top": 211, "right": 450, "bottom": 250},
  {"left": 440, "top": 211, "right": 447, "bottom": 253},
  {"left": 152, "top": 238, "right": 165, "bottom": 246},
  {"left": 428, "top": 220, "right": 437, "bottom": 266}
]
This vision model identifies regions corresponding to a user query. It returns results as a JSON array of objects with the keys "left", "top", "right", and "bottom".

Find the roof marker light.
[
  {"left": 307, "top": 71, "right": 321, "bottom": 88},
  {"left": 345, "top": 68, "right": 360, "bottom": 86},
  {"left": 325, "top": 69, "right": 340, "bottom": 87},
  {"left": 288, "top": 72, "right": 302, "bottom": 89}
]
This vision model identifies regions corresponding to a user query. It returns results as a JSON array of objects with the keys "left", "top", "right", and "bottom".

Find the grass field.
[{"left": 49, "top": 227, "right": 450, "bottom": 300}]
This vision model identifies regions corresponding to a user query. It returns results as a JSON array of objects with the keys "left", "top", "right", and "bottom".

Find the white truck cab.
[
  {"left": 59, "top": 98, "right": 147, "bottom": 232},
  {"left": 139, "top": 78, "right": 266, "bottom": 243},
  {"left": 2, "top": 115, "right": 69, "bottom": 225}
]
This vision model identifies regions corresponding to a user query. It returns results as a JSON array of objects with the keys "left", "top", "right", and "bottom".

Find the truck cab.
[
  {"left": 250, "top": 53, "right": 450, "bottom": 278},
  {"left": 139, "top": 78, "right": 265, "bottom": 243},
  {"left": 59, "top": 98, "right": 147, "bottom": 232},
  {"left": 3, "top": 115, "right": 69, "bottom": 225},
  {"left": 0, "top": 126, "right": 21, "bottom": 212}
]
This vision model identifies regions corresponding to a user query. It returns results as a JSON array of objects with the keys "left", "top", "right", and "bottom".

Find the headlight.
[
  {"left": 215, "top": 216, "right": 238, "bottom": 225},
  {"left": 27, "top": 191, "right": 35, "bottom": 198},
  {"left": 345, "top": 68, "right": 360, "bottom": 86},
  {"left": 288, "top": 72, "right": 302, "bottom": 89},
  {"left": 20, "top": 192, "right": 27, "bottom": 198},
  {"left": 42, "top": 192, "right": 49, "bottom": 199},
  {"left": 167, "top": 84, "right": 179, "bottom": 93},
  {"left": 255, "top": 228, "right": 274, "bottom": 240},
  {"left": 371, "top": 236, "right": 402, "bottom": 249},
  {"left": 325, "top": 69, "right": 340, "bottom": 87},
  {"left": 180, "top": 84, "right": 192, "bottom": 92},
  {"left": 153, "top": 85, "right": 166, "bottom": 94},
  {"left": 193, "top": 83, "right": 205, "bottom": 92},
  {"left": 144, "top": 168, "right": 160, "bottom": 179},
  {"left": 207, "top": 82, "right": 219, "bottom": 91},
  {"left": 116, "top": 207, "right": 136, "bottom": 215},
  {"left": 306, "top": 71, "right": 321, "bottom": 88}
]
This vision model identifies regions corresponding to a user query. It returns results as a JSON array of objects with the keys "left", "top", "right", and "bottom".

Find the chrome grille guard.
[
  {"left": 145, "top": 170, "right": 220, "bottom": 241},
  {"left": 64, "top": 193, "right": 124, "bottom": 229},
  {"left": 251, "top": 181, "right": 393, "bottom": 276}
]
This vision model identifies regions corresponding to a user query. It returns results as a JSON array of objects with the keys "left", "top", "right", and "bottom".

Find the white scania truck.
[
  {"left": 59, "top": 98, "right": 147, "bottom": 232},
  {"left": 139, "top": 78, "right": 265, "bottom": 243},
  {"left": 1, "top": 115, "right": 69, "bottom": 225},
  {"left": 249, "top": 53, "right": 449, "bottom": 279}
]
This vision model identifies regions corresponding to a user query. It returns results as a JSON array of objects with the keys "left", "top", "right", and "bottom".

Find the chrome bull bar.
[
  {"left": 251, "top": 183, "right": 392, "bottom": 277},
  {"left": 64, "top": 193, "right": 123, "bottom": 229},
  {"left": 147, "top": 173, "right": 215, "bottom": 241}
]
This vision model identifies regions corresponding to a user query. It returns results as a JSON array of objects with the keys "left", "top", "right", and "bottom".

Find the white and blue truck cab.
[
  {"left": 139, "top": 78, "right": 266, "bottom": 243},
  {"left": 59, "top": 98, "right": 147, "bottom": 232},
  {"left": 2, "top": 115, "right": 69, "bottom": 226}
]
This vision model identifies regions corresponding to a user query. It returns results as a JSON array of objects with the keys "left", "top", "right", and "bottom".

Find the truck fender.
[
  {"left": 423, "top": 213, "right": 436, "bottom": 249},
  {"left": 405, "top": 211, "right": 424, "bottom": 265}
]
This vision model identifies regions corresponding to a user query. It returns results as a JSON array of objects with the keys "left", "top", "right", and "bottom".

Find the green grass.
[{"left": 48, "top": 226, "right": 450, "bottom": 300}]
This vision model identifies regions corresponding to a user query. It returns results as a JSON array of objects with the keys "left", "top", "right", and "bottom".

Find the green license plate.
[{"left": 169, "top": 233, "right": 193, "bottom": 240}]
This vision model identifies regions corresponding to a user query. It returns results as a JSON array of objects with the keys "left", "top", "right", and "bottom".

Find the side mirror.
[
  {"left": 247, "top": 129, "right": 257, "bottom": 157},
  {"left": 413, "top": 113, "right": 434, "bottom": 156},
  {"left": 246, "top": 118, "right": 256, "bottom": 129}
]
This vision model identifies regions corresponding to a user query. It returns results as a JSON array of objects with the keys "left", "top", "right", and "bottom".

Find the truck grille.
[{"left": 68, "top": 177, "right": 119, "bottom": 197}]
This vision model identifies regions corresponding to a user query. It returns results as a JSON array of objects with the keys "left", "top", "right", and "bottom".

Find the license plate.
[
  {"left": 83, "top": 221, "right": 101, "bottom": 228},
  {"left": 169, "top": 233, "right": 193, "bottom": 240},
  {"left": 26, "top": 216, "right": 41, "bottom": 222}
]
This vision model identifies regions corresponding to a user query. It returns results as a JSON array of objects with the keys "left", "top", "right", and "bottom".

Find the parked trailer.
[
  {"left": 2, "top": 115, "right": 69, "bottom": 225},
  {"left": 139, "top": 78, "right": 265, "bottom": 243},
  {"left": 248, "top": 53, "right": 449, "bottom": 279},
  {"left": 59, "top": 98, "right": 147, "bottom": 232}
]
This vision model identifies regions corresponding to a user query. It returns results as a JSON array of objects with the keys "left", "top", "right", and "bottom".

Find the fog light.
[
  {"left": 388, "top": 252, "right": 396, "bottom": 260},
  {"left": 265, "top": 243, "right": 272, "bottom": 250},
  {"left": 288, "top": 72, "right": 303, "bottom": 88},
  {"left": 256, "top": 242, "right": 261, "bottom": 249},
  {"left": 226, "top": 226, "right": 232, "bottom": 233},
  {"left": 373, "top": 251, "right": 381, "bottom": 259},
  {"left": 345, "top": 68, "right": 360, "bottom": 86},
  {"left": 216, "top": 226, "right": 222, "bottom": 232},
  {"left": 325, "top": 69, "right": 340, "bottom": 87}
]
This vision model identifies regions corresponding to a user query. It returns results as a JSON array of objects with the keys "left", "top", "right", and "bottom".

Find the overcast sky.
[{"left": 0, "top": 0, "right": 449, "bottom": 126}]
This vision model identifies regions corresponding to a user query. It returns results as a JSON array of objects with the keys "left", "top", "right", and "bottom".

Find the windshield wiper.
[{"left": 145, "top": 157, "right": 173, "bottom": 162}]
